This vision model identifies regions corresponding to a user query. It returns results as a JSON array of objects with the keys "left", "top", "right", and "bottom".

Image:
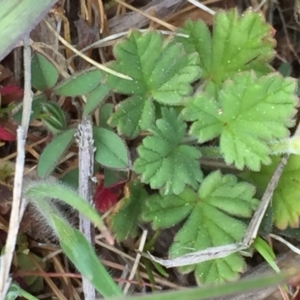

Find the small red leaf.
[
  {"left": 94, "top": 181, "right": 125, "bottom": 213},
  {"left": 0, "top": 126, "right": 15, "bottom": 141},
  {"left": 0, "top": 85, "right": 23, "bottom": 104}
]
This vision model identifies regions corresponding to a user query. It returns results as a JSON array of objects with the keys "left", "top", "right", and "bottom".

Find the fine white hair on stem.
[{"left": 0, "top": 37, "right": 33, "bottom": 299}]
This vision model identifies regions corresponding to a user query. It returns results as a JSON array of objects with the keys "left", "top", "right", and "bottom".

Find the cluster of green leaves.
[
  {"left": 16, "top": 52, "right": 130, "bottom": 178},
  {"left": 22, "top": 7, "right": 300, "bottom": 288},
  {"left": 103, "top": 9, "right": 298, "bottom": 284}
]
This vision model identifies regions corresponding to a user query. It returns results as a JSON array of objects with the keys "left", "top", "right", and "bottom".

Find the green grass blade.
[
  {"left": 52, "top": 215, "right": 122, "bottom": 298},
  {"left": 0, "top": 0, "right": 57, "bottom": 61},
  {"left": 109, "top": 270, "right": 295, "bottom": 300}
]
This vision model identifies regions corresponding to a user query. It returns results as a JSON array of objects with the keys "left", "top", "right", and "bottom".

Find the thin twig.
[
  {"left": 0, "top": 37, "right": 32, "bottom": 299},
  {"left": 123, "top": 230, "right": 148, "bottom": 294},
  {"left": 187, "top": 0, "right": 216, "bottom": 15},
  {"left": 270, "top": 234, "right": 300, "bottom": 256},
  {"left": 76, "top": 117, "right": 97, "bottom": 300},
  {"left": 69, "top": 29, "right": 189, "bottom": 62},
  {"left": 43, "top": 20, "right": 132, "bottom": 80},
  {"left": 242, "top": 154, "right": 289, "bottom": 246},
  {"left": 113, "top": 0, "right": 177, "bottom": 31},
  {"left": 109, "top": 0, "right": 183, "bottom": 33}
]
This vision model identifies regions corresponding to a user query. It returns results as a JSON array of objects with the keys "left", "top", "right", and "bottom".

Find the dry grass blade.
[
  {"left": 108, "top": 0, "right": 184, "bottom": 33},
  {"left": 187, "top": 0, "right": 216, "bottom": 15},
  {"left": 44, "top": 20, "right": 132, "bottom": 80}
]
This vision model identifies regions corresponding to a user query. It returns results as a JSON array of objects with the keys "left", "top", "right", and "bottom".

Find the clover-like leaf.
[
  {"left": 31, "top": 52, "right": 59, "bottom": 90},
  {"left": 133, "top": 108, "right": 202, "bottom": 195},
  {"left": 183, "top": 72, "right": 297, "bottom": 171},
  {"left": 105, "top": 30, "right": 201, "bottom": 137},
  {"left": 144, "top": 171, "right": 259, "bottom": 284},
  {"left": 94, "top": 127, "right": 131, "bottom": 170},
  {"left": 176, "top": 9, "right": 275, "bottom": 85},
  {"left": 109, "top": 182, "right": 148, "bottom": 241},
  {"left": 37, "top": 129, "right": 76, "bottom": 178},
  {"left": 53, "top": 69, "right": 102, "bottom": 96},
  {"left": 241, "top": 155, "right": 300, "bottom": 230}
]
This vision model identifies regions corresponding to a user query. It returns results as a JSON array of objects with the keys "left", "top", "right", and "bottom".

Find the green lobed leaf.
[
  {"left": 241, "top": 155, "right": 300, "bottom": 229},
  {"left": 83, "top": 84, "right": 110, "bottom": 116},
  {"left": 109, "top": 95, "right": 155, "bottom": 138},
  {"left": 144, "top": 171, "right": 259, "bottom": 284},
  {"left": 37, "top": 129, "right": 75, "bottom": 178},
  {"left": 31, "top": 53, "right": 59, "bottom": 90},
  {"left": 94, "top": 127, "right": 130, "bottom": 170},
  {"left": 134, "top": 108, "right": 202, "bottom": 195},
  {"left": 176, "top": 9, "right": 275, "bottom": 85},
  {"left": 53, "top": 69, "right": 102, "bottom": 96},
  {"left": 109, "top": 182, "right": 148, "bottom": 241},
  {"left": 183, "top": 72, "right": 297, "bottom": 171},
  {"left": 105, "top": 30, "right": 201, "bottom": 138},
  {"left": 52, "top": 215, "right": 122, "bottom": 297},
  {"left": 142, "top": 188, "right": 197, "bottom": 229}
]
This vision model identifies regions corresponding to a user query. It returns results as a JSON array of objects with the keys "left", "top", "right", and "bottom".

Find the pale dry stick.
[
  {"left": 253, "top": 0, "right": 269, "bottom": 11},
  {"left": 30, "top": 254, "right": 68, "bottom": 300},
  {"left": 43, "top": 20, "right": 132, "bottom": 80},
  {"left": 148, "top": 243, "right": 248, "bottom": 268},
  {"left": 123, "top": 230, "right": 148, "bottom": 295},
  {"left": 95, "top": 238, "right": 137, "bottom": 263},
  {"left": 241, "top": 154, "right": 289, "bottom": 246},
  {"left": 269, "top": 234, "right": 300, "bottom": 256},
  {"left": 166, "top": 0, "right": 219, "bottom": 22},
  {"left": 76, "top": 117, "right": 97, "bottom": 300},
  {"left": 95, "top": 0, "right": 105, "bottom": 33},
  {"left": 0, "top": 37, "right": 33, "bottom": 300},
  {"left": 187, "top": 0, "right": 216, "bottom": 15},
  {"left": 42, "top": 249, "right": 63, "bottom": 263},
  {"left": 113, "top": 0, "right": 176, "bottom": 31},
  {"left": 52, "top": 255, "right": 81, "bottom": 300}
]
